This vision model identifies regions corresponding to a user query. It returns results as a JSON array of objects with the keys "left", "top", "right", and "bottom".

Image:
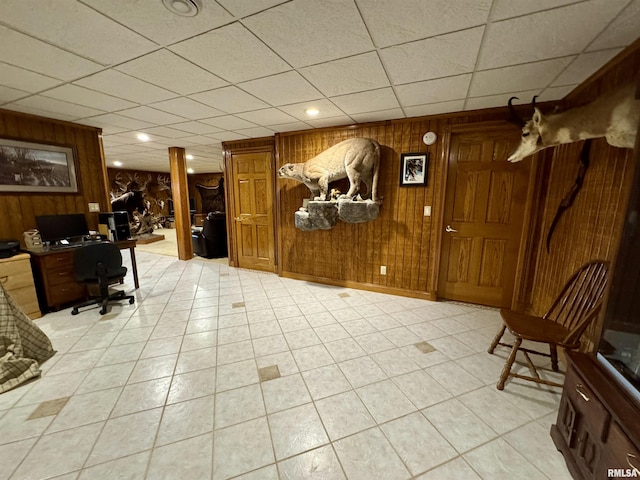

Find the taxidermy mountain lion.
[{"left": 278, "top": 137, "right": 380, "bottom": 201}]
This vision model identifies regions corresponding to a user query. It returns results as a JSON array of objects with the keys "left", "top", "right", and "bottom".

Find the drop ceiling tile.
[
  {"left": 350, "top": 109, "right": 405, "bottom": 124},
  {"left": 331, "top": 88, "right": 400, "bottom": 115},
  {"left": 299, "top": 52, "right": 390, "bottom": 97},
  {"left": 236, "top": 108, "right": 298, "bottom": 125},
  {"left": 150, "top": 98, "right": 225, "bottom": 120},
  {"left": 84, "top": 113, "right": 155, "bottom": 131},
  {"left": 470, "top": 57, "right": 574, "bottom": 97},
  {"left": 81, "top": 0, "right": 235, "bottom": 46},
  {"left": 478, "top": 0, "right": 628, "bottom": 69},
  {"left": 357, "top": 0, "right": 491, "bottom": 47},
  {"left": 552, "top": 48, "right": 623, "bottom": 86},
  {"left": 588, "top": 0, "right": 640, "bottom": 51},
  {"left": 243, "top": 0, "right": 373, "bottom": 67},
  {"left": 279, "top": 99, "right": 348, "bottom": 121},
  {"left": 98, "top": 125, "right": 128, "bottom": 135},
  {"left": 115, "top": 50, "right": 228, "bottom": 95},
  {"left": 170, "top": 121, "right": 223, "bottom": 135},
  {"left": 14, "top": 95, "right": 105, "bottom": 118},
  {"left": 4, "top": 104, "right": 77, "bottom": 122},
  {"left": 235, "top": 126, "right": 277, "bottom": 138},
  {"left": 396, "top": 75, "right": 471, "bottom": 107},
  {"left": 74, "top": 70, "right": 177, "bottom": 104},
  {"left": 0, "top": 26, "right": 102, "bottom": 81},
  {"left": 179, "top": 135, "right": 221, "bottom": 146},
  {"left": 0, "top": 0, "right": 157, "bottom": 65},
  {"left": 490, "top": 0, "right": 577, "bottom": 21},
  {"left": 380, "top": 27, "right": 484, "bottom": 85},
  {"left": 42, "top": 85, "right": 137, "bottom": 112},
  {"left": 216, "top": 0, "right": 286, "bottom": 17},
  {"left": 239, "top": 72, "right": 323, "bottom": 106},
  {"left": 465, "top": 90, "right": 541, "bottom": 111},
  {"left": 191, "top": 86, "right": 269, "bottom": 114},
  {"left": 404, "top": 100, "right": 466, "bottom": 117},
  {"left": 198, "top": 115, "right": 257, "bottom": 130},
  {"left": 169, "top": 23, "right": 290, "bottom": 83},
  {"left": 305, "top": 115, "right": 354, "bottom": 128},
  {"left": 0, "top": 86, "right": 29, "bottom": 104},
  {"left": 270, "top": 121, "right": 313, "bottom": 133},
  {"left": 118, "top": 106, "right": 187, "bottom": 125},
  {"left": 142, "top": 126, "right": 193, "bottom": 139},
  {"left": 210, "top": 132, "right": 251, "bottom": 142},
  {"left": 539, "top": 85, "right": 578, "bottom": 102},
  {"left": 0, "top": 63, "right": 62, "bottom": 92}
]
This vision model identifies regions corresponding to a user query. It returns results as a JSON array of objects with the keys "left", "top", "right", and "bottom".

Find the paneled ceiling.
[{"left": 0, "top": 0, "right": 638, "bottom": 173}]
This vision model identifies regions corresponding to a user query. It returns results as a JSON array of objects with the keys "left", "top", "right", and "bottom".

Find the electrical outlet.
[
  {"left": 88, "top": 202, "right": 100, "bottom": 212},
  {"left": 380, "top": 265, "right": 387, "bottom": 275},
  {"left": 424, "top": 206, "right": 431, "bottom": 217}
]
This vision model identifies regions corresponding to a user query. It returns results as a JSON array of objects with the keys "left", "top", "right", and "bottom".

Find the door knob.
[
  {"left": 235, "top": 217, "right": 243, "bottom": 222},
  {"left": 445, "top": 225, "right": 458, "bottom": 233}
]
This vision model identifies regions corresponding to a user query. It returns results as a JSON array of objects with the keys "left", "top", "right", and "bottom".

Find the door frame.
[
  {"left": 223, "top": 142, "right": 278, "bottom": 271},
  {"left": 432, "top": 121, "right": 541, "bottom": 309}
]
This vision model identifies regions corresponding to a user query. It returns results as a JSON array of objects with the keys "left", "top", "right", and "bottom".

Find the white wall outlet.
[
  {"left": 88, "top": 202, "right": 100, "bottom": 212},
  {"left": 424, "top": 206, "right": 431, "bottom": 217},
  {"left": 380, "top": 265, "right": 387, "bottom": 275}
]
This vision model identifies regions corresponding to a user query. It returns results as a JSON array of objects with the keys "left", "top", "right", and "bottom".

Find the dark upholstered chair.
[
  {"left": 488, "top": 260, "right": 609, "bottom": 390},
  {"left": 71, "top": 242, "right": 135, "bottom": 315},
  {"left": 192, "top": 211, "right": 228, "bottom": 259}
]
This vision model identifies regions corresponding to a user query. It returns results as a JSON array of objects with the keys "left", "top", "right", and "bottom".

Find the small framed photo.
[
  {"left": 400, "top": 152, "right": 429, "bottom": 186},
  {"left": 0, "top": 138, "right": 78, "bottom": 193}
]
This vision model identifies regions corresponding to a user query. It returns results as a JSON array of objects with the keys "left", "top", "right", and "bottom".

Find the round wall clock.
[{"left": 422, "top": 131, "right": 437, "bottom": 146}]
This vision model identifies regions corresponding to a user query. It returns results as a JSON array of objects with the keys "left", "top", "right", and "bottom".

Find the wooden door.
[
  {"left": 231, "top": 150, "right": 276, "bottom": 272},
  {"left": 438, "top": 128, "right": 531, "bottom": 307}
]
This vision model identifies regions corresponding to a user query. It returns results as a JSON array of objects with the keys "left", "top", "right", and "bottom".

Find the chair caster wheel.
[
  {"left": 71, "top": 308, "right": 79, "bottom": 315},
  {"left": 129, "top": 298, "right": 135, "bottom": 304}
]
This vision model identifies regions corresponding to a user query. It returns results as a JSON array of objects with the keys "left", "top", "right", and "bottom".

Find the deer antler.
[{"left": 508, "top": 97, "right": 526, "bottom": 127}]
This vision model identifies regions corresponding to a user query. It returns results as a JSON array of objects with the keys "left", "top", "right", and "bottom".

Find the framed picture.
[
  {"left": 400, "top": 152, "right": 429, "bottom": 186},
  {"left": 0, "top": 138, "right": 78, "bottom": 193}
]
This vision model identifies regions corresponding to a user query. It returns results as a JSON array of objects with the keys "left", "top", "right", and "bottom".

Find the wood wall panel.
[
  {"left": 522, "top": 42, "right": 640, "bottom": 349},
  {"left": 0, "top": 109, "right": 107, "bottom": 246}
]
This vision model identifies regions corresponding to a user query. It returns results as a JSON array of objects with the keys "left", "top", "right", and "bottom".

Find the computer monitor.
[{"left": 35, "top": 213, "right": 89, "bottom": 243}]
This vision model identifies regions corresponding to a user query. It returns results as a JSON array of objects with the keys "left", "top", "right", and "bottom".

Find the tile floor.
[{"left": 1, "top": 249, "right": 573, "bottom": 480}]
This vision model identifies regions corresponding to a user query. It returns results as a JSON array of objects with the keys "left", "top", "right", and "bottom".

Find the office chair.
[{"left": 70, "top": 242, "right": 135, "bottom": 315}]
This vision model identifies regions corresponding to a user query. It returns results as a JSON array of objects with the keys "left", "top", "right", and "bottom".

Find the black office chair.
[{"left": 71, "top": 242, "right": 135, "bottom": 315}]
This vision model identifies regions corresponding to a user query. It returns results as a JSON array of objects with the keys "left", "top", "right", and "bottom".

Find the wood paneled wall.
[
  {"left": 0, "top": 109, "right": 107, "bottom": 246},
  {"left": 522, "top": 43, "right": 640, "bottom": 347},
  {"left": 275, "top": 113, "right": 515, "bottom": 298}
]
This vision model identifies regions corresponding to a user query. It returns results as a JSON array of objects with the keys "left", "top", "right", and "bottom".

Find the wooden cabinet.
[
  {"left": 552, "top": 351, "right": 640, "bottom": 479},
  {"left": 28, "top": 249, "right": 86, "bottom": 312},
  {"left": 0, "top": 253, "right": 41, "bottom": 319}
]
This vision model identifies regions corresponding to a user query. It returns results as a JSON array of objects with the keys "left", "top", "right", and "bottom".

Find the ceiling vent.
[{"left": 162, "top": 0, "right": 202, "bottom": 17}]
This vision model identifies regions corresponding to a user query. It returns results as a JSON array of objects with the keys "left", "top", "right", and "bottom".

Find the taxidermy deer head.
[{"left": 507, "top": 84, "right": 639, "bottom": 162}]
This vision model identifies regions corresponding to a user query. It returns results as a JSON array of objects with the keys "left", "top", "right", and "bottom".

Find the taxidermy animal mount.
[
  {"left": 277, "top": 137, "right": 380, "bottom": 201},
  {"left": 507, "top": 83, "right": 639, "bottom": 163}
]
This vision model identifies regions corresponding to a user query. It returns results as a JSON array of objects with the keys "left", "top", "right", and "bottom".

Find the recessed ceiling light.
[
  {"left": 186, "top": 154, "right": 194, "bottom": 160},
  {"left": 187, "top": 168, "right": 194, "bottom": 174},
  {"left": 305, "top": 108, "right": 320, "bottom": 116},
  {"left": 113, "top": 161, "right": 122, "bottom": 167},
  {"left": 136, "top": 133, "right": 150, "bottom": 142},
  {"left": 162, "top": 0, "right": 201, "bottom": 17}
]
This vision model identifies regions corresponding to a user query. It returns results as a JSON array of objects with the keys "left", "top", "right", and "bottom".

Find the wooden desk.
[{"left": 26, "top": 240, "right": 139, "bottom": 312}]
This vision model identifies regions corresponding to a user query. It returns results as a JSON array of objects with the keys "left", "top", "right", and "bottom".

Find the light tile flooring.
[{"left": 0, "top": 250, "right": 573, "bottom": 480}]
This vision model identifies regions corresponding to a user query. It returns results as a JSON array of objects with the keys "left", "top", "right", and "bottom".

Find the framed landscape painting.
[{"left": 0, "top": 138, "right": 78, "bottom": 193}]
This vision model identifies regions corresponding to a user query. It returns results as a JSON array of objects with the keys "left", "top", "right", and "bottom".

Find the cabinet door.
[{"left": 605, "top": 422, "right": 640, "bottom": 476}]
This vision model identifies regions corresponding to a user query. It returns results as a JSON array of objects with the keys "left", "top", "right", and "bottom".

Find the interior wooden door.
[
  {"left": 438, "top": 127, "right": 531, "bottom": 307},
  {"left": 231, "top": 150, "right": 276, "bottom": 272}
]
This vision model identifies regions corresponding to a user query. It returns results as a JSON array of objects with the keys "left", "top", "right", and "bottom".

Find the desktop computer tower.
[{"left": 98, "top": 211, "right": 131, "bottom": 241}]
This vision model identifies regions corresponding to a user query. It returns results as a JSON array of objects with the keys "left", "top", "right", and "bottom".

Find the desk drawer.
[
  {"left": 49, "top": 282, "right": 85, "bottom": 306},
  {"left": 47, "top": 266, "right": 77, "bottom": 286},
  {"left": 43, "top": 252, "right": 74, "bottom": 269}
]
